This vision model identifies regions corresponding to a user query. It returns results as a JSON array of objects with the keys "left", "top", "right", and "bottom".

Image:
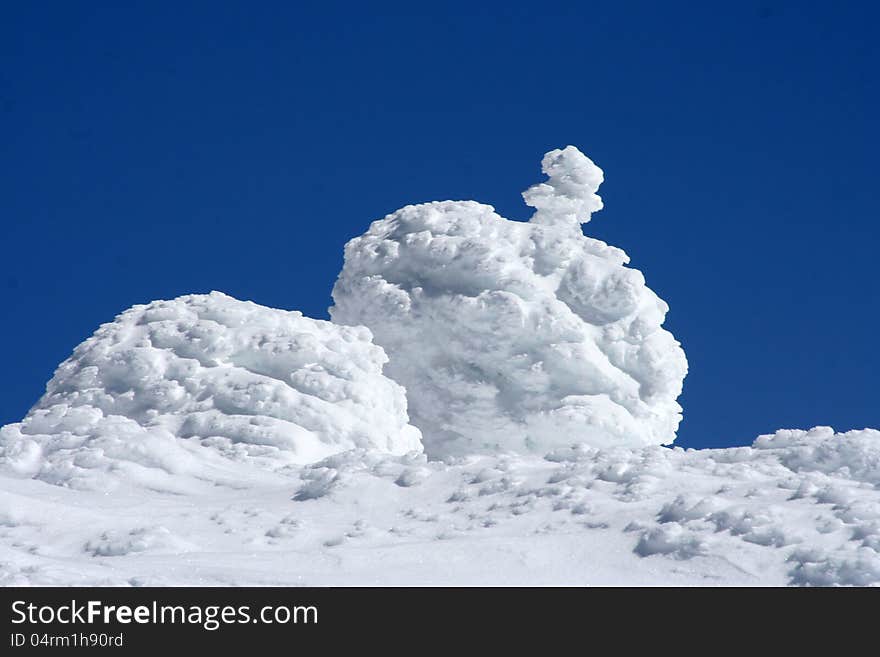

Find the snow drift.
[
  {"left": 0, "top": 292, "right": 422, "bottom": 491},
  {"left": 331, "top": 146, "right": 688, "bottom": 457}
]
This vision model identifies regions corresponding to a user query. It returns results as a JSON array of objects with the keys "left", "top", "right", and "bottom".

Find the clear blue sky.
[{"left": 1, "top": 1, "right": 876, "bottom": 448}]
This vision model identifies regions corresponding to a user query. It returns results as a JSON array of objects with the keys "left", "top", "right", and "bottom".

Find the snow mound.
[
  {"left": 754, "top": 426, "right": 880, "bottom": 485},
  {"left": 331, "top": 146, "right": 687, "bottom": 457},
  {"left": 0, "top": 292, "right": 422, "bottom": 490}
]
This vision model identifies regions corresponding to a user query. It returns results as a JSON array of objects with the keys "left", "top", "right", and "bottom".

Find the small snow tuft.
[{"left": 523, "top": 145, "right": 605, "bottom": 227}]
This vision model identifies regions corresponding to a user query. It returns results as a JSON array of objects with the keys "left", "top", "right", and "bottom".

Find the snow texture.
[
  {"left": 331, "top": 146, "right": 687, "bottom": 457},
  {"left": 1, "top": 427, "right": 879, "bottom": 586},
  {"left": 0, "top": 292, "right": 421, "bottom": 491}
]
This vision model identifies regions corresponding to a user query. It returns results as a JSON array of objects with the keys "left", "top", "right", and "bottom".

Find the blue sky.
[{"left": 1, "top": 1, "right": 876, "bottom": 448}]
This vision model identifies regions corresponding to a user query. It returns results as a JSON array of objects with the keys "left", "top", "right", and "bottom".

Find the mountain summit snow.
[
  {"left": 331, "top": 146, "right": 688, "bottom": 457},
  {"left": 1, "top": 148, "right": 879, "bottom": 587}
]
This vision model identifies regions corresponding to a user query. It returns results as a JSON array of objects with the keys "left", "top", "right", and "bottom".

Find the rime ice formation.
[
  {"left": 523, "top": 146, "right": 605, "bottom": 226},
  {"left": 0, "top": 292, "right": 421, "bottom": 491},
  {"left": 331, "top": 146, "right": 688, "bottom": 457}
]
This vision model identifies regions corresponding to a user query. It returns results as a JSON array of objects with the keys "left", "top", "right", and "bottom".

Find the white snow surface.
[
  {"left": 331, "top": 146, "right": 687, "bottom": 457},
  {"left": 1, "top": 427, "right": 879, "bottom": 586},
  {"left": 0, "top": 292, "right": 421, "bottom": 492}
]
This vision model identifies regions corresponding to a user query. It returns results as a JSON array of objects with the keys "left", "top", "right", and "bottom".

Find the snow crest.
[
  {"left": 0, "top": 292, "right": 422, "bottom": 490},
  {"left": 331, "top": 146, "right": 687, "bottom": 457}
]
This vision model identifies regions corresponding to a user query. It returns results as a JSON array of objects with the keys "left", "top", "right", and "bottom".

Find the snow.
[
  {"left": 1, "top": 428, "right": 880, "bottom": 586},
  {"left": 523, "top": 145, "right": 605, "bottom": 227},
  {"left": 331, "top": 146, "right": 687, "bottom": 457},
  {"left": 0, "top": 292, "right": 421, "bottom": 491},
  {"left": 0, "top": 147, "right": 877, "bottom": 586}
]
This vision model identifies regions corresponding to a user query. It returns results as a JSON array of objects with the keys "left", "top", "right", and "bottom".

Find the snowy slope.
[{"left": 1, "top": 427, "right": 879, "bottom": 586}]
